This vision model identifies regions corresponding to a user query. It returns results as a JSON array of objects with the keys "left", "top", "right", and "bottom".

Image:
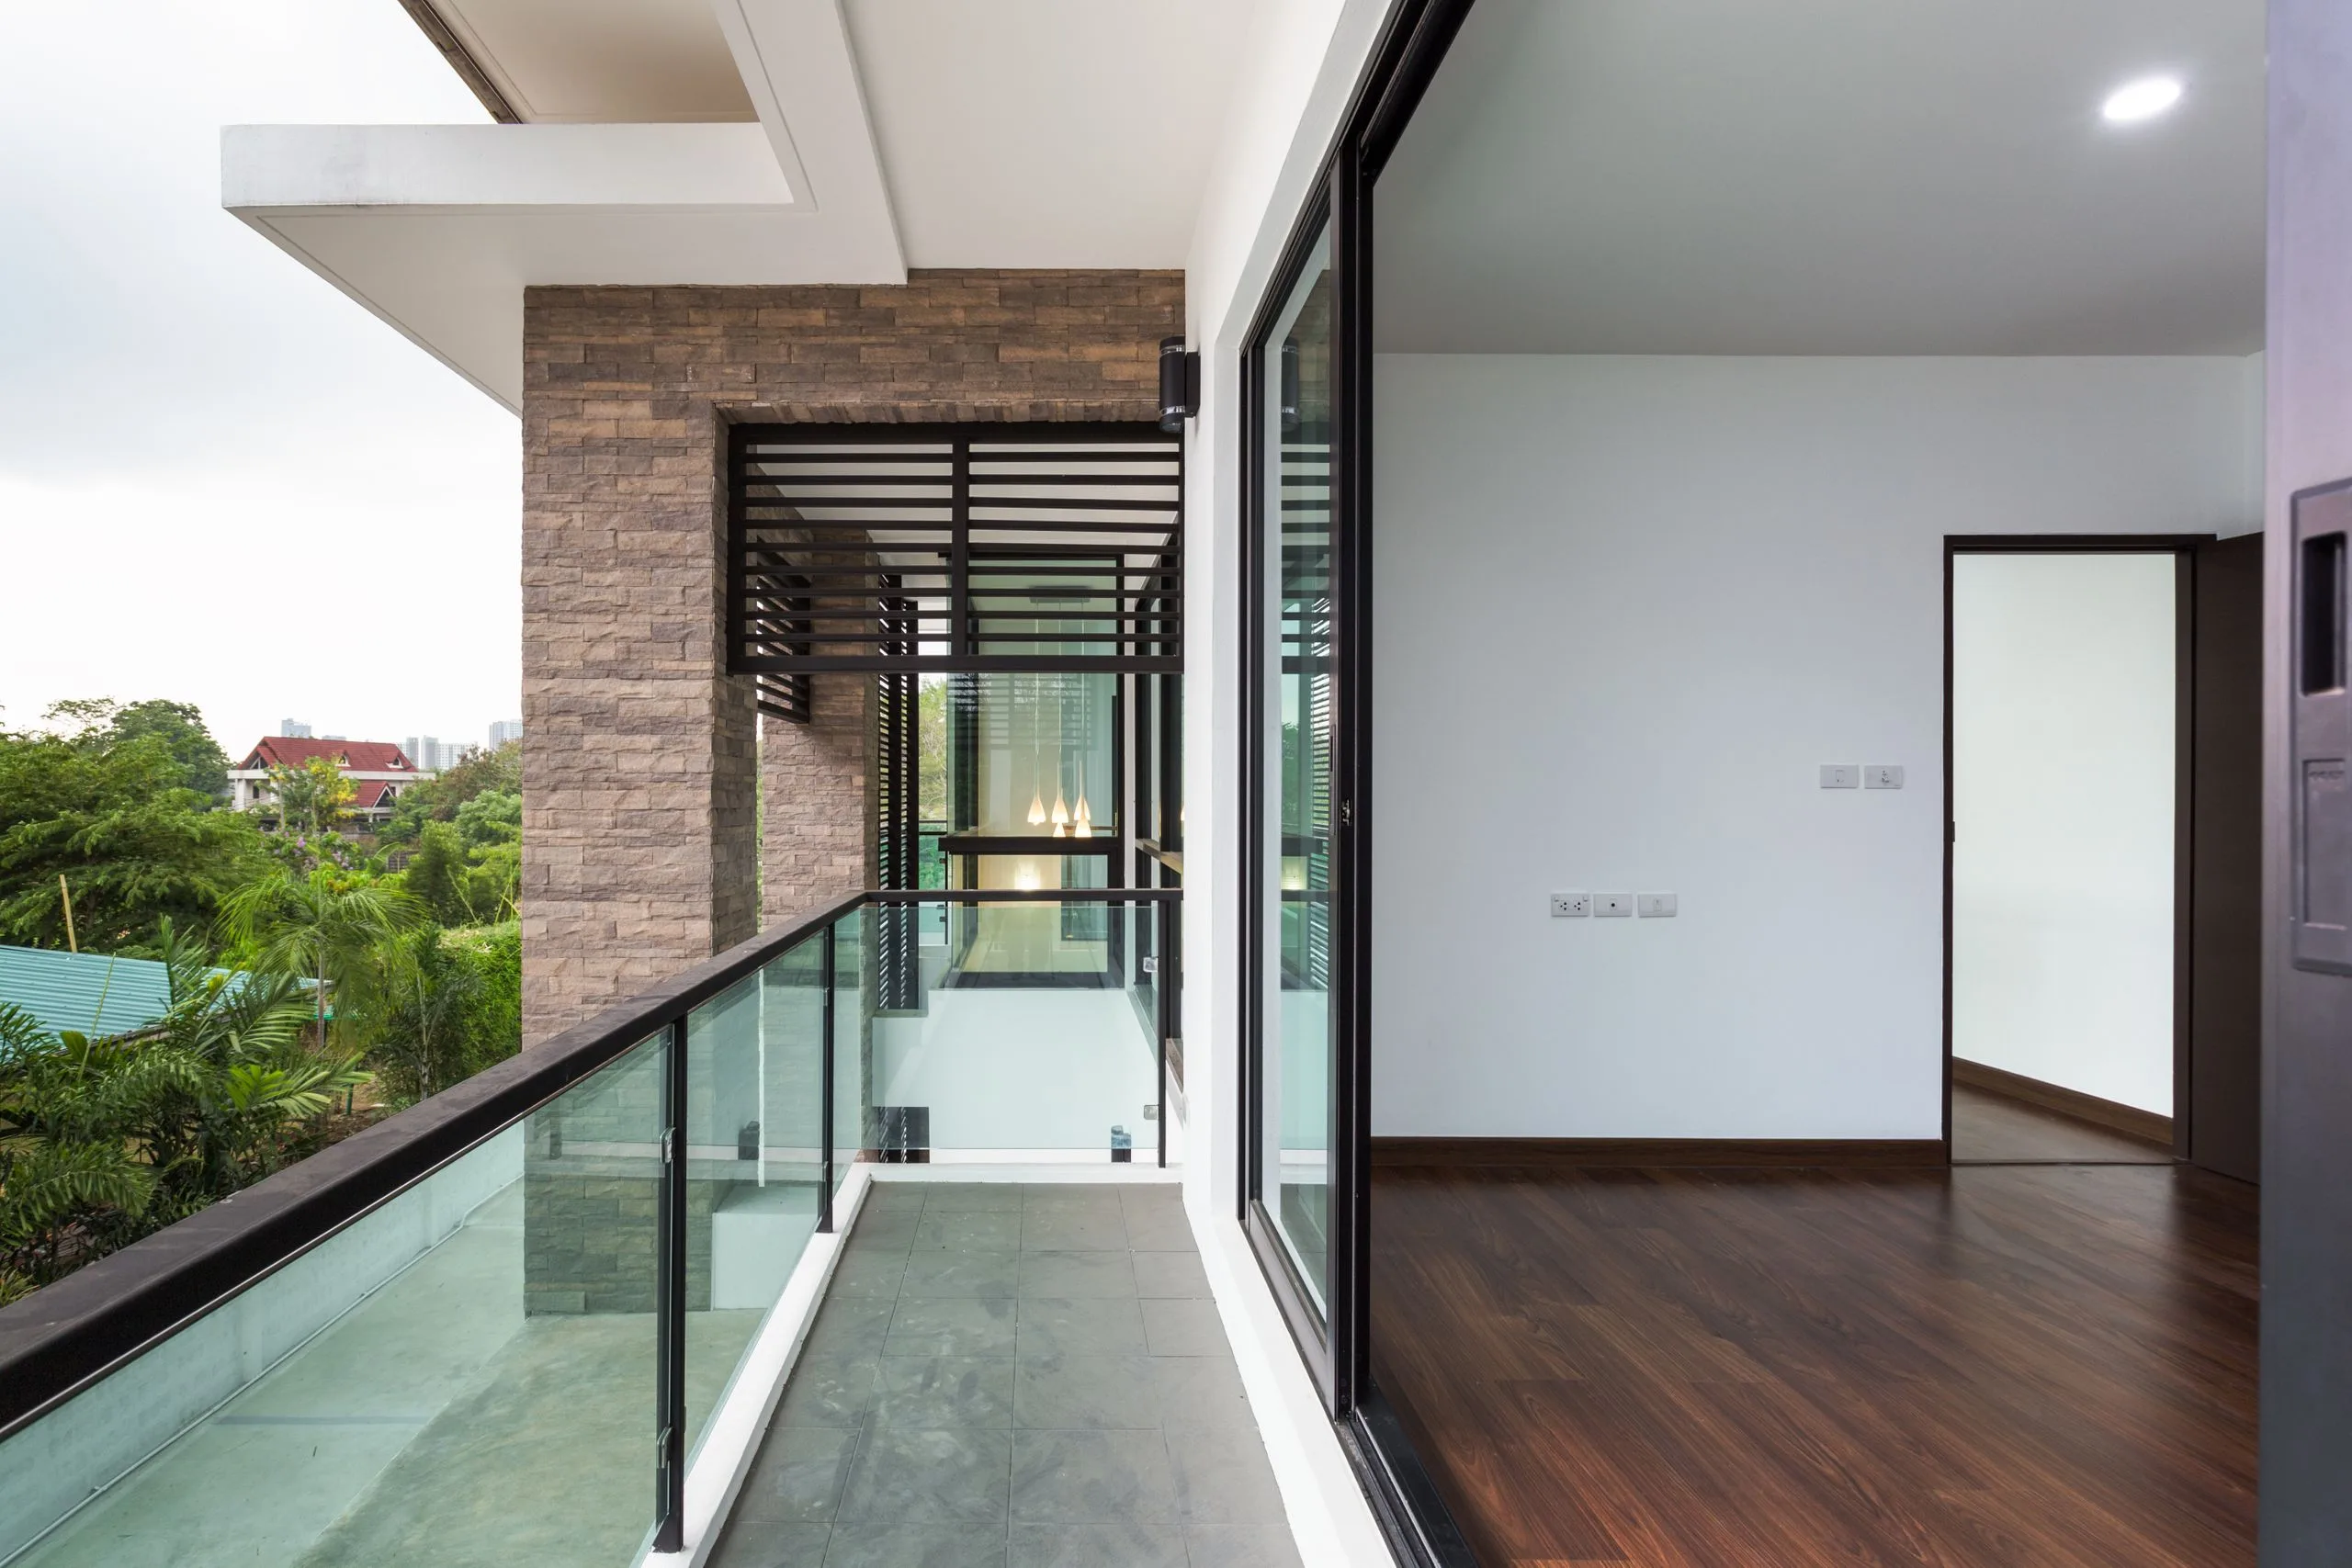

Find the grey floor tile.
[
  {"left": 861, "top": 1183, "right": 930, "bottom": 1214},
  {"left": 900, "top": 1248, "right": 1022, "bottom": 1298},
  {"left": 776, "top": 1356, "right": 880, "bottom": 1427},
  {"left": 875, "top": 1357, "right": 1016, "bottom": 1428},
  {"left": 1181, "top": 1525, "right": 1305, "bottom": 1568},
  {"left": 1163, "top": 1428, "right": 1286, "bottom": 1529},
  {"left": 922, "top": 1182, "right": 1027, "bottom": 1212},
  {"left": 709, "top": 1519, "right": 832, "bottom": 1568},
  {"left": 838, "top": 1426, "right": 1012, "bottom": 1524},
  {"left": 1010, "top": 1429, "right": 1178, "bottom": 1524},
  {"left": 828, "top": 1249, "right": 909, "bottom": 1298},
  {"left": 823, "top": 1520, "right": 1009, "bottom": 1567},
  {"left": 1020, "top": 1251, "right": 1137, "bottom": 1300},
  {"left": 1149, "top": 1357, "right": 1252, "bottom": 1431},
  {"left": 1016, "top": 1296, "right": 1148, "bottom": 1358},
  {"left": 733, "top": 1427, "right": 863, "bottom": 1524},
  {"left": 1008, "top": 1520, "right": 1188, "bottom": 1568},
  {"left": 1129, "top": 1250, "right": 1210, "bottom": 1299},
  {"left": 1140, "top": 1297, "right": 1227, "bottom": 1357},
  {"left": 1118, "top": 1200, "right": 1196, "bottom": 1254},
  {"left": 1021, "top": 1203, "right": 1128, "bottom": 1253},
  {"left": 845, "top": 1217, "right": 919, "bottom": 1258},
  {"left": 916, "top": 1211, "right": 1025, "bottom": 1252},
  {"left": 1013, "top": 1355, "right": 1162, "bottom": 1429},
  {"left": 887, "top": 1296, "right": 1019, "bottom": 1357},
  {"left": 804, "top": 1295, "right": 898, "bottom": 1357}
]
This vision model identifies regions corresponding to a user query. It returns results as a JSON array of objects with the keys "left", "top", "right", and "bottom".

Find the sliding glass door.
[{"left": 1250, "top": 225, "right": 1340, "bottom": 1329}]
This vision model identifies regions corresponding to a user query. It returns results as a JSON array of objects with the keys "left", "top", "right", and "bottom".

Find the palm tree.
[{"left": 218, "top": 870, "right": 417, "bottom": 1046}]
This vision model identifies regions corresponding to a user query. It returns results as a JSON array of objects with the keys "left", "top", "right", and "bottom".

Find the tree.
[
  {"left": 455, "top": 788, "right": 520, "bottom": 850},
  {"left": 399, "top": 821, "right": 471, "bottom": 927},
  {"left": 0, "top": 921, "right": 363, "bottom": 1301},
  {"left": 378, "top": 740, "right": 520, "bottom": 847},
  {"left": 0, "top": 726, "right": 269, "bottom": 953},
  {"left": 218, "top": 869, "right": 417, "bottom": 1045},
  {"left": 266, "top": 756, "right": 355, "bottom": 840},
  {"left": 45, "top": 699, "right": 232, "bottom": 803}
]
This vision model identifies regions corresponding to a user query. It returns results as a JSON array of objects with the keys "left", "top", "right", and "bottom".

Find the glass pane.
[
  {"left": 1258, "top": 226, "right": 1336, "bottom": 1313},
  {"left": 873, "top": 899, "right": 1159, "bottom": 1158},
  {"left": 685, "top": 937, "right": 825, "bottom": 1459},
  {"left": 953, "top": 670, "right": 1119, "bottom": 840},
  {"left": 1, "top": 1034, "right": 667, "bottom": 1567}
]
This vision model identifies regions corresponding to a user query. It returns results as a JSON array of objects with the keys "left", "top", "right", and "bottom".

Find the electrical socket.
[
  {"left": 1551, "top": 892, "right": 1590, "bottom": 919},
  {"left": 1865, "top": 764, "right": 1905, "bottom": 790},
  {"left": 1820, "top": 764, "right": 1860, "bottom": 789},
  {"left": 1595, "top": 893, "right": 1634, "bottom": 918},
  {"left": 1637, "top": 892, "right": 1679, "bottom": 918}
]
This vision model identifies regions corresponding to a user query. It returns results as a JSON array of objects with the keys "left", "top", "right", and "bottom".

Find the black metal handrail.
[{"left": 0, "top": 885, "right": 1182, "bottom": 1554}]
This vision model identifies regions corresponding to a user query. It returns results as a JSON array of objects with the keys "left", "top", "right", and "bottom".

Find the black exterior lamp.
[
  {"left": 1279, "top": 336, "right": 1302, "bottom": 434},
  {"left": 1159, "top": 336, "right": 1201, "bottom": 433}
]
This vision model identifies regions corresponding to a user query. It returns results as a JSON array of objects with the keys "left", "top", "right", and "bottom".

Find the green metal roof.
[{"left": 0, "top": 945, "right": 177, "bottom": 1040}]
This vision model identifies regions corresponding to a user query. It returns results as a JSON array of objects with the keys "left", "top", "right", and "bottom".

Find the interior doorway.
[{"left": 1944, "top": 536, "right": 2262, "bottom": 1175}]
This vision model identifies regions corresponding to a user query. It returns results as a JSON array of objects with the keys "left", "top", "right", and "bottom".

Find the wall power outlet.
[{"left": 1551, "top": 891, "right": 1591, "bottom": 918}]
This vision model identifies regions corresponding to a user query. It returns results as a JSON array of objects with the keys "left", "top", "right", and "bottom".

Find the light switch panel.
[
  {"left": 1865, "top": 764, "right": 1905, "bottom": 790},
  {"left": 1551, "top": 892, "right": 1590, "bottom": 919},
  {"left": 1595, "top": 893, "right": 1634, "bottom": 918},
  {"left": 1637, "top": 893, "right": 1678, "bottom": 918},
  {"left": 1820, "top": 764, "right": 1860, "bottom": 789}
]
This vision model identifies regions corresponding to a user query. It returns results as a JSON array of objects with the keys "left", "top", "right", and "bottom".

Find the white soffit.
[
  {"left": 424, "top": 0, "right": 756, "bottom": 121},
  {"left": 223, "top": 123, "right": 900, "bottom": 411},
  {"left": 841, "top": 0, "right": 1256, "bottom": 267},
  {"left": 1376, "top": 0, "right": 2266, "bottom": 355}
]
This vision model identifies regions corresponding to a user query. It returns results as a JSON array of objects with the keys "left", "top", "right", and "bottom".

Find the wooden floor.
[
  {"left": 1370, "top": 1162, "right": 2257, "bottom": 1568},
  {"left": 1950, "top": 1084, "right": 2172, "bottom": 1165}
]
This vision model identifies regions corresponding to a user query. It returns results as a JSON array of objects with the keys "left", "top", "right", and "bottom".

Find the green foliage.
[
  {"left": 0, "top": 722, "right": 270, "bottom": 953},
  {"left": 919, "top": 677, "right": 948, "bottom": 822},
  {"left": 455, "top": 788, "right": 520, "bottom": 850},
  {"left": 46, "top": 699, "right": 232, "bottom": 802},
  {"left": 378, "top": 741, "right": 520, "bottom": 848},
  {"left": 218, "top": 869, "right": 419, "bottom": 1045},
  {"left": 0, "top": 924, "right": 366, "bottom": 1301},
  {"left": 266, "top": 756, "right": 356, "bottom": 840},
  {"left": 359, "top": 921, "right": 521, "bottom": 1105}
]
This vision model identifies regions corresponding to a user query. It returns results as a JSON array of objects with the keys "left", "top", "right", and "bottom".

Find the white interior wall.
[
  {"left": 1951, "top": 552, "right": 2179, "bottom": 1114},
  {"left": 1371, "top": 353, "right": 2258, "bottom": 1139}
]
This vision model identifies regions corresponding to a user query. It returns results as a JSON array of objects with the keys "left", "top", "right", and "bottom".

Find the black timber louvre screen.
[{"left": 728, "top": 423, "right": 1183, "bottom": 681}]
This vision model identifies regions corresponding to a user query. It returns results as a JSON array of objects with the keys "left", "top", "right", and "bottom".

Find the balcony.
[{"left": 0, "top": 889, "right": 1293, "bottom": 1568}]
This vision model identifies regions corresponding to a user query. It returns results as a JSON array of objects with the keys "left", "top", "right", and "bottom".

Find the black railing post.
[
  {"left": 820, "top": 920, "right": 837, "bottom": 1233},
  {"left": 653, "top": 1014, "right": 688, "bottom": 1552}
]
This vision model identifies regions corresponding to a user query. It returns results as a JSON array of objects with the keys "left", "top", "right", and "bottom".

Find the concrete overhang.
[{"left": 224, "top": 121, "right": 901, "bottom": 411}]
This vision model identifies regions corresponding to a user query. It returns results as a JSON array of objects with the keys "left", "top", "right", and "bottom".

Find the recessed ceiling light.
[{"left": 2101, "top": 75, "right": 2184, "bottom": 124}]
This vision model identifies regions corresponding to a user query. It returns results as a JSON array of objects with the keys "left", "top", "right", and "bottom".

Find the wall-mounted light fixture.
[
  {"left": 1279, "top": 337, "right": 1302, "bottom": 434},
  {"left": 1159, "top": 336, "right": 1200, "bottom": 433}
]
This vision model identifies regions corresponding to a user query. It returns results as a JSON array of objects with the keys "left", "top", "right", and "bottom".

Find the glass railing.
[{"left": 0, "top": 889, "right": 1174, "bottom": 1567}]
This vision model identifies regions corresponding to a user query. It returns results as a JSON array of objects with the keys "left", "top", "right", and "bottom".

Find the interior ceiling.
[
  {"left": 428, "top": 0, "right": 755, "bottom": 121},
  {"left": 1376, "top": 0, "right": 2266, "bottom": 356}
]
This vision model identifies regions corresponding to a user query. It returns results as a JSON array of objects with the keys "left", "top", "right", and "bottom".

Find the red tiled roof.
[
  {"left": 350, "top": 780, "right": 397, "bottom": 809},
  {"left": 239, "top": 738, "right": 417, "bottom": 773}
]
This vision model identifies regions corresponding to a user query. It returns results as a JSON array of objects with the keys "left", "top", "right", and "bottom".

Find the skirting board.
[
  {"left": 1367, "top": 1138, "right": 1946, "bottom": 1169},
  {"left": 1951, "top": 1058, "right": 2173, "bottom": 1147}
]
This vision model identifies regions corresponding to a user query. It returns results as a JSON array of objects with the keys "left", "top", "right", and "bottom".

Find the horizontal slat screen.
[{"left": 729, "top": 423, "right": 1182, "bottom": 677}]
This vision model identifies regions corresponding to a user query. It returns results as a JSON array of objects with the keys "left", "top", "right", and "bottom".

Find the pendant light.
[{"left": 1052, "top": 788, "right": 1069, "bottom": 828}]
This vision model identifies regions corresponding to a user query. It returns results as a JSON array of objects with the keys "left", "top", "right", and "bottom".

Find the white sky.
[{"left": 0, "top": 0, "right": 520, "bottom": 757}]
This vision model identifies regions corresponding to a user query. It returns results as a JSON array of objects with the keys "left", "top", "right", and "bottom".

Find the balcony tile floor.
[{"left": 708, "top": 1181, "right": 1301, "bottom": 1568}]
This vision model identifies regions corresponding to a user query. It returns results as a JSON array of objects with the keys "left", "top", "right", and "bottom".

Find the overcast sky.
[{"left": 0, "top": 0, "right": 521, "bottom": 757}]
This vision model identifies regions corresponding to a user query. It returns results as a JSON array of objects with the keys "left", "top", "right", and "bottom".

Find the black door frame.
[
  {"left": 1237, "top": 0, "right": 1482, "bottom": 1562},
  {"left": 1941, "top": 535, "right": 2212, "bottom": 1162}
]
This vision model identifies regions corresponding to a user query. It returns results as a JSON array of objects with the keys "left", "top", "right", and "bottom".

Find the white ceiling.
[
  {"left": 431, "top": 0, "right": 755, "bottom": 121},
  {"left": 1375, "top": 0, "right": 2266, "bottom": 355},
  {"left": 843, "top": 0, "right": 1253, "bottom": 267}
]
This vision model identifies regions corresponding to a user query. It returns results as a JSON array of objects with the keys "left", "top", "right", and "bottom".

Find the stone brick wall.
[{"left": 522, "top": 270, "right": 1182, "bottom": 1043}]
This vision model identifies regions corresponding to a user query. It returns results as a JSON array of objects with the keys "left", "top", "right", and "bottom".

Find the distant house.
[{"left": 227, "top": 738, "right": 432, "bottom": 828}]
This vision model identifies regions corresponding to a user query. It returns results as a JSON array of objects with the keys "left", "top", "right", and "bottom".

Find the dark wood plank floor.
[
  {"left": 1370, "top": 1163, "right": 2256, "bottom": 1568},
  {"left": 1951, "top": 1084, "right": 2172, "bottom": 1165}
]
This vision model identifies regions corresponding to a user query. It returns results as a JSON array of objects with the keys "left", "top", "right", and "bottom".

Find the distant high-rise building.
[
  {"left": 279, "top": 719, "right": 312, "bottom": 739},
  {"left": 489, "top": 719, "right": 524, "bottom": 748}
]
